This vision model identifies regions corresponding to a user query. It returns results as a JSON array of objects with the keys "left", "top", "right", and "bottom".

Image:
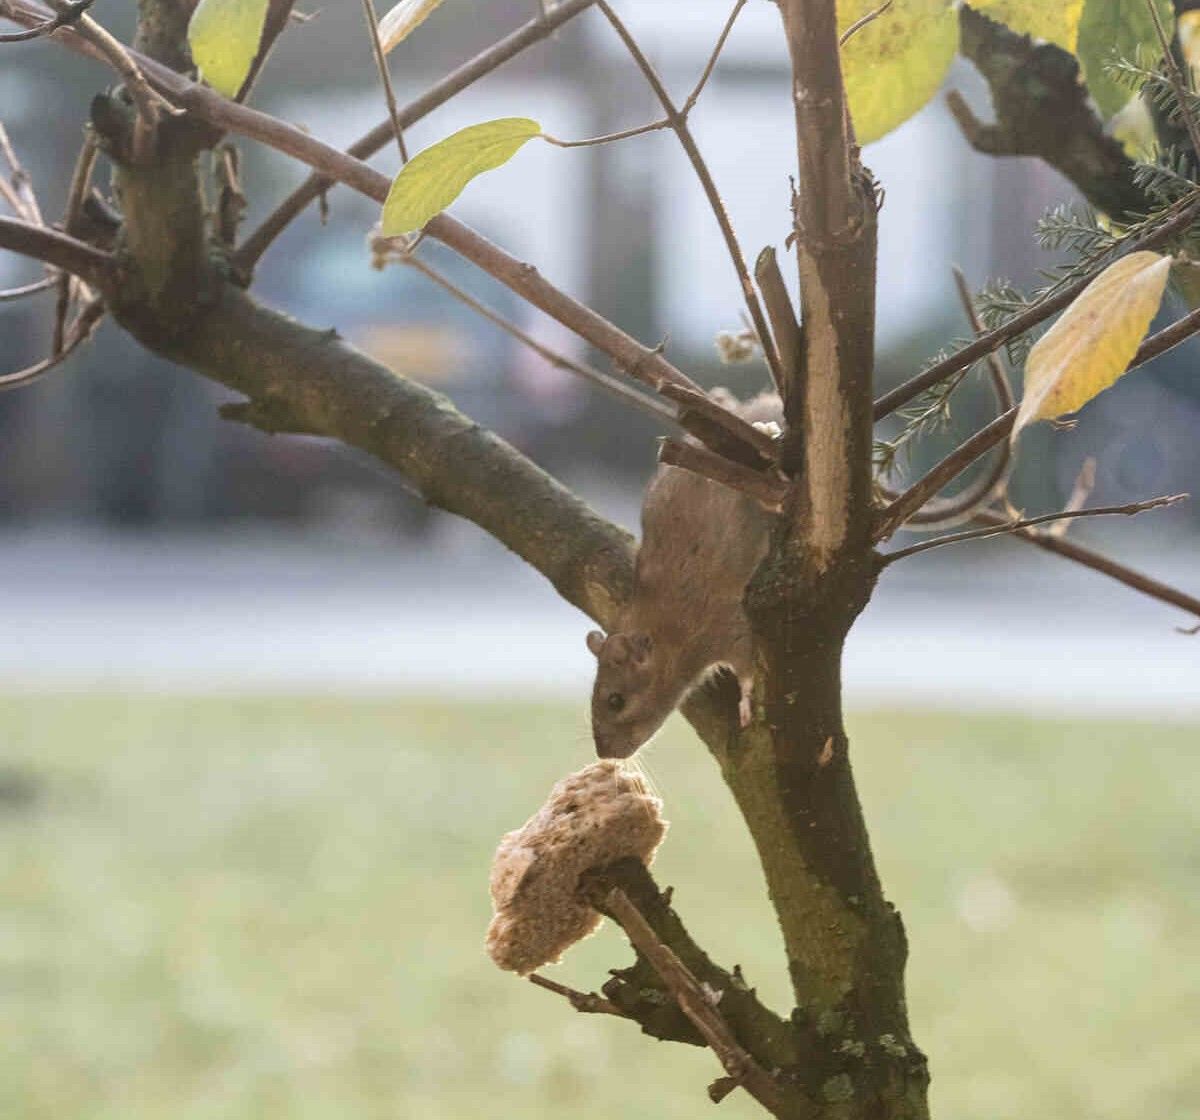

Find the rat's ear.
[
  {"left": 630, "top": 632, "right": 653, "bottom": 663},
  {"left": 604, "top": 634, "right": 631, "bottom": 665},
  {"left": 586, "top": 630, "right": 607, "bottom": 657}
]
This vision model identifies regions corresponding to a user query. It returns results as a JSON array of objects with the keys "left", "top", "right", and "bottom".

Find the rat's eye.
[{"left": 606, "top": 692, "right": 625, "bottom": 713}]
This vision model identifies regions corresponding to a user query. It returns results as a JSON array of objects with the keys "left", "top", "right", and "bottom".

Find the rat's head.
[{"left": 585, "top": 629, "right": 672, "bottom": 759}]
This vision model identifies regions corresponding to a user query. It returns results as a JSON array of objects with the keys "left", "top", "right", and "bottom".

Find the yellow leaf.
[
  {"left": 1109, "top": 96, "right": 1156, "bottom": 162},
  {"left": 1177, "top": 10, "right": 1200, "bottom": 85},
  {"left": 1013, "top": 251, "right": 1171, "bottom": 441},
  {"left": 188, "top": 0, "right": 270, "bottom": 98},
  {"left": 839, "top": 0, "right": 959, "bottom": 144},
  {"left": 377, "top": 0, "right": 445, "bottom": 53},
  {"left": 971, "top": 0, "right": 1084, "bottom": 52},
  {"left": 381, "top": 118, "right": 543, "bottom": 236}
]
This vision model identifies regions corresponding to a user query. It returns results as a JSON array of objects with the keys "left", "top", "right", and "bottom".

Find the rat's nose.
[{"left": 594, "top": 732, "right": 637, "bottom": 760}]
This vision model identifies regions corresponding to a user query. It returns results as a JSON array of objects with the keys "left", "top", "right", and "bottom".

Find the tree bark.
[{"left": 7, "top": 0, "right": 929, "bottom": 1114}]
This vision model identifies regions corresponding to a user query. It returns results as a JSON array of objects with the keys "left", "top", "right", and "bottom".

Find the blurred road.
[{"left": 0, "top": 521, "right": 1195, "bottom": 717}]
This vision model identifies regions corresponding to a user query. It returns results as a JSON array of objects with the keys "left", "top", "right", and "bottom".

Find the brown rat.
[{"left": 586, "top": 391, "right": 780, "bottom": 758}]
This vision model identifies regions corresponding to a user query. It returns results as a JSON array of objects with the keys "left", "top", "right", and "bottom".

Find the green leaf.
[
  {"left": 1076, "top": 0, "right": 1174, "bottom": 118},
  {"left": 188, "top": 0, "right": 270, "bottom": 98},
  {"left": 1012, "top": 251, "right": 1170, "bottom": 442},
  {"left": 971, "top": 0, "right": 1084, "bottom": 51},
  {"left": 381, "top": 118, "right": 543, "bottom": 236},
  {"left": 839, "top": 0, "right": 959, "bottom": 144}
]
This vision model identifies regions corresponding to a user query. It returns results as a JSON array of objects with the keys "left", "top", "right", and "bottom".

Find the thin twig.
[
  {"left": 0, "top": 175, "right": 25, "bottom": 218},
  {"left": 0, "top": 296, "right": 106, "bottom": 391},
  {"left": 232, "top": 0, "right": 599, "bottom": 269},
  {"left": 527, "top": 973, "right": 628, "bottom": 1017},
  {"left": 682, "top": 0, "right": 747, "bottom": 114},
  {"left": 0, "top": 213, "right": 115, "bottom": 285},
  {"left": 874, "top": 407, "right": 1016, "bottom": 542},
  {"left": 54, "top": 131, "right": 99, "bottom": 349},
  {"left": 596, "top": 0, "right": 783, "bottom": 388},
  {"left": 753, "top": 246, "right": 800, "bottom": 396},
  {"left": 1048, "top": 456, "right": 1096, "bottom": 538},
  {"left": 657, "top": 381, "right": 779, "bottom": 464},
  {"left": 542, "top": 118, "right": 671, "bottom": 148},
  {"left": 970, "top": 505, "right": 1200, "bottom": 628},
  {"left": 603, "top": 887, "right": 786, "bottom": 1118},
  {"left": 1146, "top": 0, "right": 1200, "bottom": 162},
  {"left": 399, "top": 251, "right": 677, "bottom": 423},
  {"left": 878, "top": 284, "right": 1200, "bottom": 540},
  {"left": 882, "top": 493, "right": 1186, "bottom": 564},
  {"left": 1128, "top": 300, "right": 1200, "bottom": 366},
  {"left": 46, "top": 0, "right": 178, "bottom": 157},
  {"left": 359, "top": 0, "right": 409, "bottom": 162},
  {"left": 0, "top": 0, "right": 712, "bottom": 402},
  {"left": 873, "top": 195, "right": 1200, "bottom": 420},
  {"left": 62, "top": 130, "right": 98, "bottom": 239},
  {"left": 659, "top": 437, "right": 788, "bottom": 512},
  {"left": 882, "top": 265, "right": 1013, "bottom": 528},
  {"left": 0, "top": 0, "right": 90, "bottom": 41},
  {"left": 0, "top": 122, "right": 43, "bottom": 224},
  {"left": 239, "top": 0, "right": 300, "bottom": 103},
  {"left": 838, "top": 0, "right": 892, "bottom": 47},
  {"left": 0, "top": 275, "right": 58, "bottom": 301}
]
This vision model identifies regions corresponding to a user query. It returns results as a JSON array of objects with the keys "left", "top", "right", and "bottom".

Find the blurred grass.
[{"left": 0, "top": 694, "right": 1197, "bottom": 1120}]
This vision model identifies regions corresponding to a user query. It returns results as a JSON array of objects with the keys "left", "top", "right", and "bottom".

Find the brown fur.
[{"left": 586, "top": 392, "right": 780, "bottom": 758}]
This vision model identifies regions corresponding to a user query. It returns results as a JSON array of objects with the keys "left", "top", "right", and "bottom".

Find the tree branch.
[
  {"left": 358, "top": 0, "right": 409, "bottom": 162},
  {"left": 106, "top": 280, "right": 636, "bottom": 627},
  {"left": 1, "top": 0, "right": 750, "bottom": 417},
  {"left": 0, "top": 274, "right": 58, "bottom": 301},
  {"left": 878, "top": 289, "right": 1200, "bottom": 541},
  {"left": 873, "top": 195, "right": 1200, "bottom": 421},
  {"left": 952, "top": 5, "right": 1150, "bottom": 223},
  {"left": 657, "top": 381, "right": 779, "bottom": 466},
  {"left": 0, "top": 295, "right": 105, "bottom": 390},
  {"left": 0, "top": 120, "right": 45, "bottom": 224},
  {"left": 234, "top": 0, "right": 599, "bottom": 270},
  {"left": 776, "top": 0, "right": 878, "bottom": 563},
  {"left": 601, "top": 885, "right": 792, "bottom": 1118},
  {"left": 579, "top": 859, "right": 814, "bottom": 1117},
  {"left": 394, "top": 248, "right": 677, "bottom": 424},
  {"left": 0, "top": 214, "right": 115, "bottom": 285},
  {"left": 879, "top": 265, "right": 1013, "bottom": 529},
  {"left": 875, "top": 408, "right": 1016, "bottom": 542},
  {"left": 755, "top": 246, "right": 804, "bottom": 392},
  {"left": 659, "top": 437, "right": 789, "bottom": 512},
  {"left": 596, "top": 0, "right": 784, "bottom": 389},
  {"left": 527, "top": 973, "right": 627, "bottom": 1017},
  {"left": 970, "top": 505, "right": 1200, "bottom": 626},
  {"left": 882, "top": 493, "right": 1186, "bottom": 564},
  {"left": 0, "top": 0, "right": 90, "bottom": 42}
]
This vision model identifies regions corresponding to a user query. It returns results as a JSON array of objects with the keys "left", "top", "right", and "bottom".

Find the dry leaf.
[
  {"left": 1013, "top": 251, "right": 1170, "bottom": 442},
  {"left": 377, "top": 0, "right": 445, "bottom": 53}
]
